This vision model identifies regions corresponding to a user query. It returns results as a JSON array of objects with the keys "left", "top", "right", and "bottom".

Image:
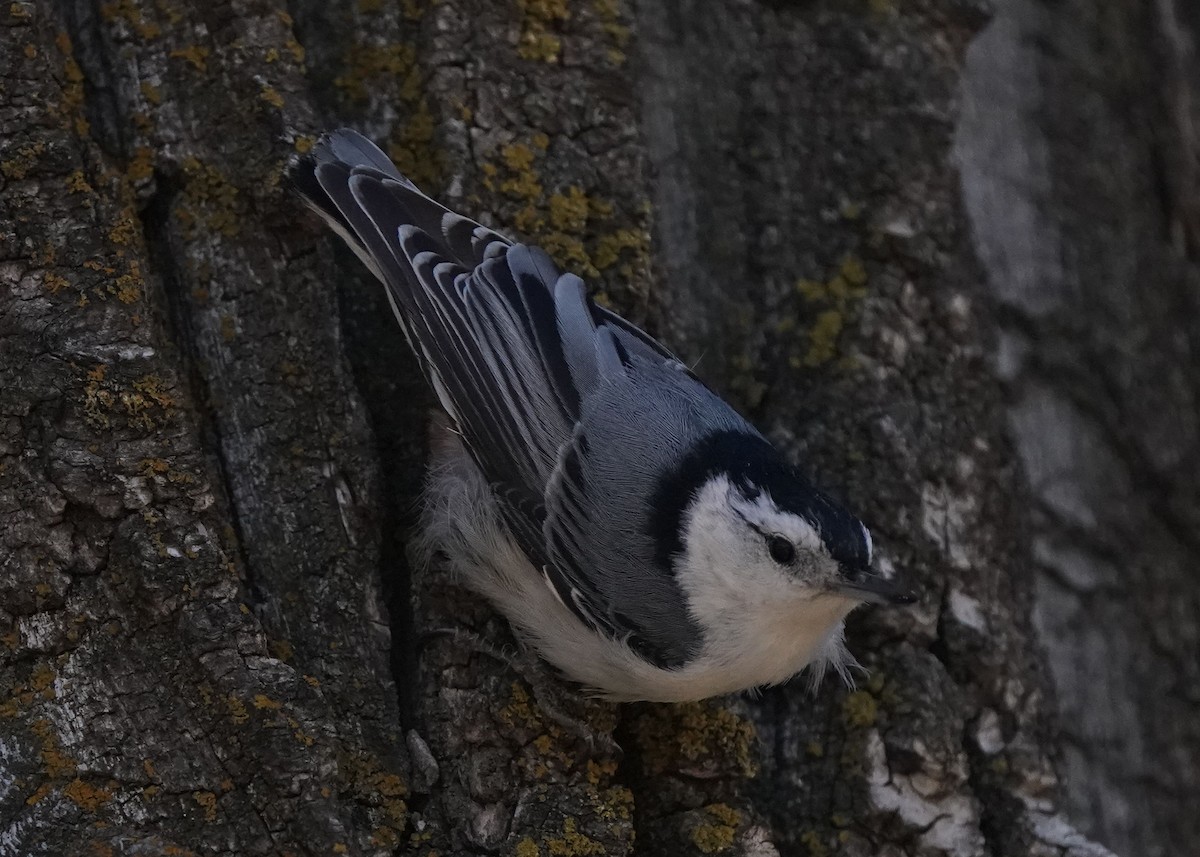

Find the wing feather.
[{"left": 290, "top": 129, "right": 706, "bottom": 664}]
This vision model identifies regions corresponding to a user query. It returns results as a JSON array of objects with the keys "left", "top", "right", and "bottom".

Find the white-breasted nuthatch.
[{"left": 290, "top": 129, "right": 913, "bottom": 702}]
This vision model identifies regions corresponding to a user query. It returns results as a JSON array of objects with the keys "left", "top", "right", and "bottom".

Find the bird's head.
[{"left": 654, "top": 431, "right": 913, "bottom": 619}]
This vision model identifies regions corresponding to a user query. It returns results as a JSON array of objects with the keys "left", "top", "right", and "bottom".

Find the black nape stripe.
[{"left": 646, "top": 430, "right": 870, "bottom": 575}]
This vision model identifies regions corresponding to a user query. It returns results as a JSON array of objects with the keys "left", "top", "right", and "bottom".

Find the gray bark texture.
[{"left": 0, "top": 0, "right": 1194, "bottom": 855}]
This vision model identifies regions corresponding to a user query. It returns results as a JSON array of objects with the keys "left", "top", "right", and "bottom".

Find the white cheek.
[
  {"left": 673, "top": 478, "right": 857, "bottom": 694},
  {"left": 685, "top": 509, "right": 749, "bottom": 592},
  {"left": 679, "top": 480, "right": 789, "bottom": 624}
]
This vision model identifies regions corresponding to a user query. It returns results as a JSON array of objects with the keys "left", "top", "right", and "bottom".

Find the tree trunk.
[
  {"left": 957, "top": 2, "right": 1200, "bottom": 855},
  {"left": 1, "top": 1, "right": 1194, "bottom": 856}
]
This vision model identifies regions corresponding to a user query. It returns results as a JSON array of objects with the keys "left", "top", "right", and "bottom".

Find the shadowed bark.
[
  {"left": 958, "top": 1, "right": 1200, "bottom": 854},
  {"left": 1, "top": 0, "right": 1195, "bottom": 855}
]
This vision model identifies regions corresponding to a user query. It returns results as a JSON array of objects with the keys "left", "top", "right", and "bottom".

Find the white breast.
[{"left": 417, "top": 426, "right": 857, "bottom": 702}]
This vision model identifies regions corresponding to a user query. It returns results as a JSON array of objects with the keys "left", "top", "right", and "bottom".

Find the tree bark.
[
  {"left": 0, "top": 0, "right": 1194, "bottom": 856},
  {"left": 958, "top": 1, "right": 1200, "bottom": 855}
]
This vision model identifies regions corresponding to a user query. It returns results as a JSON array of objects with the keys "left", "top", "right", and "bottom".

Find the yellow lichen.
[
  {"left": 227, "top": 694, "right": 249, "bottom": 725},
  {"left": 169, "top": 44, "right": 210, "bottom": 71},
  {"left": 545, "top": 818, "right": 604, "bottom": 856},
  {"left": 802, "top": 310, "right": 844, "bottom": 367},
  {"left": 632, "top": 701, "right": 757, "bottom": 778},
  {"left": 498, "top": 681, "right": 545, "bottom": 730},
  {"left": 585, "top": 758, "right": 617, "bottom": 786},
  {"left": 792, "top": 254, "right": 869, "bottom": 368},
  {"left": 502, "top": 142, "right": 538, "bottom": 175},
  {"left": 64, "top": 778, "right": 112, "bottom": 812},
  {"left": 593, "top": 0, "right": 629, "bottom": 63},
  {"left": 691, "top": 823, "right": 735, "bottom": 853},
  {"left": 32, "top": 718, "right": 76, "bottom": 779},
  {"left": 334, "top": 43, "right": 416, "bottom": 103},
  {"left": 1, "top": 141, "right": 45, "bottom": 179},
  {"left": 592, "top": 227, "right": 645, "bottom": 272},
  {"left": 193, "top": 790, "right": 217, "bottom": 821},
  {"left": 339, "top": 750, "right": 409, "bottom": 832},
  {"left": 705, "top": 803, "right": 741, "bottom": 827},
  {"left": 108, "top": 209, "right": 139, "bottom": 247},
  {"left": 538, "top": 233, "right": 591, "bottom": 276},
  {"left": 548, "top": 186, "right": 589, "bottom": 233},
  {"left": 387, "top": 98, "right": 441, "bottom": 187},
  {"left": 43, "top": 272, "right": 70, "bottom": 294},
  {"left": 25, "top": 783, "right": 53, "bottom": 805},
  {"left": 100, "top": 0, "right": 162, "bottom": 39},
  {"left": 82, "top": 364, "right": 115, "bottom": 429},
  {"left": 515, "top": 838, "right": 540, "bottom": 857},
  {"left": 129, "top": 374, "right": 173, "bottom": 409},
  {"left": 487, "top": 142, "right": 649, "bottom": 284},
  {"left": 259, "top": 85, "right": 284, "bottom": 109},
  {"left": 842, "top": 690, "right": 877, "bottom": 729},
  {"left": 29, "top": 663, "right": 56, "bottom": 695},
  {"left": 178, "top": 157, "right": 241, "bottom": 238},
  {"left": 127, "top": 146, "right": 155, "bottom": 182},
  {"left": 517, "top": 0, "right": 569, "bottom": 63},
  {"left": 690, "top": 803, "right": 742, "bottom": 854}
]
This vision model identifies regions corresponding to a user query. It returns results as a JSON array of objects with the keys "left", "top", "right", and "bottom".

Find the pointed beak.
[{"left": 835, "top": 570, "right": 917, "bottom": 606}]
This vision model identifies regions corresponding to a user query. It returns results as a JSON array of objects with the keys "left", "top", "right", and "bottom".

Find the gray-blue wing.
[
  {"left": 540, "top": 350, "right": 761, "bottom": 668},
  {"left": 292, "top": 130, "right": 706, "bottom": 656}
]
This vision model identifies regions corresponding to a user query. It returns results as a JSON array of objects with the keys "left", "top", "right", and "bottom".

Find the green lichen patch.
[
  {"left": 334, "top": 43, "right": 416, "bottom": 104},
  {"left": 541, "top": 817, "right": 606, "bottom": 856},
  {"left": 0, "top": 140, "right": 46, "bottom": 179},
  {"left": 480, "top": 139, "right": 651, "bottom": 289},
  {"left": 517, "top": 0, "right": 569, "bottom": 63},
  {"left": 99, "top": 0, "right": 162, "bottom": 40},
  {"left": 688, "top": 803, "right": 744, "bottom": 854},
  {"left": 81, "top": 365, "right": 177, "bottom": 432},
  {"left": 841, "top": 690, "right": 878, "bottom": 729},
  {"left": 592, "top": 0, "right": 630, "bottom": 64},
  {"left": 45, "top": 32, "right": 90, "bottom": 135},
  {"left": 338, "top": 748, "right": 409, "bottom": 836},
  {"left": 387, "top": 98, "right": 442, "bottom": 189},
  {"left": 329, "top": 13, "right": 444, "bottom": 188},
  {"left": 168, "top": 44, "right": 210, "bottom": 71},
  {"left": 791, "top": 254, "right": 870, "bottom": 369},
  {"left": 176, "top": 157, "right": 243, "bottom": 239},
  {"left": 631, "top": 700, "right": 758, "bottom": 779}
]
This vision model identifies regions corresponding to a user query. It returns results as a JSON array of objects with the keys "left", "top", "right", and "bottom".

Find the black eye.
[{"left": 767, "top": 535, "right": 795, "bottom": 565}]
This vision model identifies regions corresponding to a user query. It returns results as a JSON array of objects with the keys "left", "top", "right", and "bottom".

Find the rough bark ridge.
[
  {"left": 1, "top": 0, "right": 1193, "bottom": 855},
  {"left": 958, "top": 1, "right": 1200, "bottom": 855},
  {"left": 1, "top": 2, "right": 409, "bottom": 853}
]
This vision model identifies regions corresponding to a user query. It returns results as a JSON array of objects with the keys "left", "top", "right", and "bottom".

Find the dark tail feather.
[{"left": 288, "top": 128, "right": 509, "bottom": 272}]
